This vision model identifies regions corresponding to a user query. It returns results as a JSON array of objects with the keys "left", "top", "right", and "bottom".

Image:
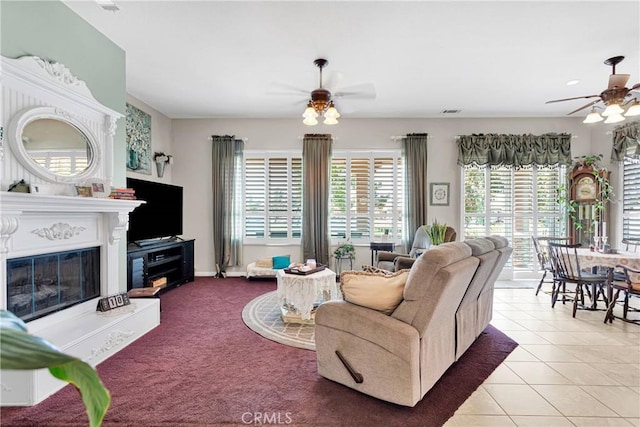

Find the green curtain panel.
[
  {"left": 211, "top": 135, "right": 244, "bottom": 276},
  {"left": 302, "top": 134, "right": 332, "bottom": 266},
  {"left": 457, "top": 133, "right": 572, "bottom": 168},
  {"left": 611, "top": 121, "right": 640, "bottom": 162},
  {"left": 402, "top": 133, "right": 429, "bottom": 252}
]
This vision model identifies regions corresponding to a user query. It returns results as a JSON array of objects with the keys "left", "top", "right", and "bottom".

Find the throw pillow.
[
  {"left": 340, "top": 269, "right": 410, "bottom": 315},
  {"left": 272, "top": 255, "right": 291, "bottom": 269},
  {"left": 361, "top": 265, "right": 393, "bottom": 275},
  {"left": 255, "top": 258, "right": 273, "bottom": 268}
]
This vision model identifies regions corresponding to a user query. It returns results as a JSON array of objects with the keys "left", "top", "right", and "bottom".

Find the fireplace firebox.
[{"left": 7, "top": 247, "right": 100, "bottom": 322}]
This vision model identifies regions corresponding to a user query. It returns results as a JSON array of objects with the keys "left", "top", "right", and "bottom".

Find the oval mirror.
[
  {"left": 22, "top": 118, "right": 91, "bottom": 177},
  {"left": 8, "top": 107, "right": 100, "bottom": 183}
]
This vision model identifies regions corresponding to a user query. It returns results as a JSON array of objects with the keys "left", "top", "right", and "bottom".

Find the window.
[
  {"left": 622, "top": 149, "right": 640, "bottom": 239},
  {"left": 29, "top": 150, "right": 89, "bottom": 176},
  {"left": 330, "top": 151, "right": 404, "bottom": 243},
  {"left": 463, "top": 165, "right": 566, "bottom": 276},
  {"left": 243, "top": 152, "right": 302, "bottom": 242}
]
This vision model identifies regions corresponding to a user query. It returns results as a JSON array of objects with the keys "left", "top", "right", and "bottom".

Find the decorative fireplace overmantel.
[{"left": 0, "top": 55, "right": 159, "bottom": 406}]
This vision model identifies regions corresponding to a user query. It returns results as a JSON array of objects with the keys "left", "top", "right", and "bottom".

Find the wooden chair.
[
  {"left": 604, "top": 265, "right": 640, "bottom": 324},
  {"left": 548, "top": 242, "right": 609, "bottom": 317},
  {"left": 532, "top": 236, "right": 571, "bottom": 296},
  {"left": 622, "top": 238, "right": 640, "bottom": 253}
]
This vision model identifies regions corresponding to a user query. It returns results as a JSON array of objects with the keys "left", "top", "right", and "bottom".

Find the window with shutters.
[
  {"left": 243, "top": 152, "right": 302, "bottom": 242},
  {"left": 463, "top": 165, "right": 566, "bottom": 275},
  {"left": 622, "top": 148, "right": 640, "bottom": 239},
  {"left": 29, "top": 150, "right": 89, "bottom": 176},
  {"left": 330, "top": 151, "right": 404, "bottom": 243}
]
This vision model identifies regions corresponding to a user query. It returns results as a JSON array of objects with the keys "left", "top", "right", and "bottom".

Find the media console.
[{"left": 127, "top": 239, "right": 195, "bottom": 291}]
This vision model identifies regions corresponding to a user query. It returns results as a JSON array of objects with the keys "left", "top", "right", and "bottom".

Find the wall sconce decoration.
[{"left": 153, "top": 152, "right": 173, "bottom": 178}]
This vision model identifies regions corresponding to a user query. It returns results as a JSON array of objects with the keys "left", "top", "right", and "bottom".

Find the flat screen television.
[{"left": 126, "top": 178, "right": 183, "bottom": 243}]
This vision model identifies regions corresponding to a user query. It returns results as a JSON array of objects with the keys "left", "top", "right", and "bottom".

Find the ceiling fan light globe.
[
  {"left": 624, "top": 103, "right": 640, "bottom": 117},
  {"left": 303, "top": 103, "right": 319, "bottom": 119},
  {"left": 583, "top": 111, "right": 604, "bottom": 123},
  {"left": 323, "top": 116, "right": 339, "bottom": 125},
  {"left": 324, "top": 106, "right": 340, "bottom": 120},
  {"left": 303, "top": 116, "right": 318, "bottom": 126},
  {"left": 602, "top": 103, "right": 624, "bottom": 117},
  {"left": 604, "top": 113, "right": 625, "bottom": 124}
]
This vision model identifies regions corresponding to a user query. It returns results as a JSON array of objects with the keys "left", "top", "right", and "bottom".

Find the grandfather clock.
[{"left": 568, "top": 164, "right": 610, "bottom": 247}]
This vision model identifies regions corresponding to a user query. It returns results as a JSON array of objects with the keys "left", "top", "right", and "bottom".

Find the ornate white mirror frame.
[
  {"left": 1, "top": 55, "right": 122, "bottom": 189},
  {"left": 7, "top": 106, "right": 101, "bottom": 183}
]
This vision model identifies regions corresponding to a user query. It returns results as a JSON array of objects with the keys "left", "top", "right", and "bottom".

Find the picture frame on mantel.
[{"left": 430, "top": 182, "right": 450, "bottom": 206}]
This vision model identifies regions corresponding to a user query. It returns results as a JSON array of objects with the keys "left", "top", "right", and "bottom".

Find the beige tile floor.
[{"left": 445, "top": 285, "right": 640, "bottom": 427}]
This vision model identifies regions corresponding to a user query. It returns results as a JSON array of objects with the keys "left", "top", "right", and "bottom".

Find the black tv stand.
[{"left": 127, "top": 239, "right": 195, "bottom": 291}]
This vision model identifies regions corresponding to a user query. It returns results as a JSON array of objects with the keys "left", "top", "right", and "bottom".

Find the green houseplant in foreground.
[
  {"left": 0, "top": 310, "right": 110, "bottom": 427},
  {"left": 424, "top": 220, "right": 448, "bottom": 246}
]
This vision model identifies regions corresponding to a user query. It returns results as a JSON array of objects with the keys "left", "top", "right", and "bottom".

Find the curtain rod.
[
  {"left": 390, "top": 135, "right": 433, "bottom": 142},
  {"left": 208, "top": 136, "right": 248, "bottom": 142},
  {"left": 298, "top": 136, "right": 339, "bottom": 141},
  {"left": 454, "top": 134, "right": 578, "bottom": 139}
]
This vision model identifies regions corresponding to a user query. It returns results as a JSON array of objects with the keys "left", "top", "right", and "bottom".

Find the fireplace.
[
  {"left": 7, "top": 247, "right": 100, "bottom": 322},
  {"left": 0, "top": 55, "right": 160, "bottom": 406}
]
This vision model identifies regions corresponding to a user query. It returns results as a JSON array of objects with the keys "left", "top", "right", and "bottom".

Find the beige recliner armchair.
[
  {"left": 315, "top": 237, "right": 511, "bottom": 407},
  {"left": 377, "top": 226, "right": 457, "bottom": 271}
]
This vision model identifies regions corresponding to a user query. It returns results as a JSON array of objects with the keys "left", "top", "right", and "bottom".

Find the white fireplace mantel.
[{"left": 0, "top": 55, "right": 159, "bottom": 406}]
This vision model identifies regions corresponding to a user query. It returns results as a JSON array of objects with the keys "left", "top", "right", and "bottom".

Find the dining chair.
[
  {"left": 604, "top": 265, "right": 640, "bottom": 324},
  {"left": 622, "top": 238, "right": 640, "bottom": 253},
  {"left": 532, "top": 236, "right": 571, "bottom": 296},
  {"left": 547, "top": 242, "right": 609, "bottom": 317}
]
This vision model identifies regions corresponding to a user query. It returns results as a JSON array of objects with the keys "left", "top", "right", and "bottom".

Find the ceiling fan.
[
  {"left": 269, "top": 58, "right": 376, "bottom": 125},
  {"left": 546, "top": 56, "right": 640, "bottom": 124}
]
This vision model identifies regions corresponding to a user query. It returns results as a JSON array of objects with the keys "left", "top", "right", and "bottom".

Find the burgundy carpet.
[{"left": 1, "top": 277, "right": 517, "bottom": 427}]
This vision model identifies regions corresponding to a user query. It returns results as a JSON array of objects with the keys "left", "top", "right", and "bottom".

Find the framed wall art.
[
  {"left": 430, "top": 182, "right": 450, "bottom": 206},
  {"left": 125, "top": 103, "right": 151, "bottom": 175}
]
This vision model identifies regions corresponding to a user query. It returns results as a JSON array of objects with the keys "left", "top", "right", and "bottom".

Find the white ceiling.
[{"left": 64, "top": 1, "right": 640, "bottom": 120}]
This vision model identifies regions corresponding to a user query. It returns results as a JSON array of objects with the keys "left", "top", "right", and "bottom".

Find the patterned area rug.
[{"left": 242, "top": 290, "right": 316, "bottom": 350}]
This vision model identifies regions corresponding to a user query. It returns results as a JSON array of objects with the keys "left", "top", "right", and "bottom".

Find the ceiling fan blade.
[
  {"left": 567, "top": 100, "right": 600, "bottom": 115},
  {"left": 266, "top": 81, "right": 309, "bottom": 97},
  {"left": 608, "top": 73, "right": 630, "bottom": 89},
  {"left": 545, "top": 94, "right": 600, "bottom": 104},
  {"left": 630, "top": 82, "right": 640, "bottom": 91},
  {"left": 334, "top": 83, "right": 377, "bottom": 100}
]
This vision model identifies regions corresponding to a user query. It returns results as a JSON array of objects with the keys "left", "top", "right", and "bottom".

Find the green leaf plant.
[
  {"left": 0, "top": 310, "right": 110, "bottom": 427},
  {"left": 333, "top": 241, "right": 355, "bottom": 259},
  {"left": 423, "top": 219, "right": 448, "bottom": 246}
]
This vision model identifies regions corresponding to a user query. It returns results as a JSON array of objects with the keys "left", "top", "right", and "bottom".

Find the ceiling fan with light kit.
[
  {"left": 546, "top": 55, "right": 640, "bottom": 124},
  {"left": 269, "top": 58, "right": 376, "bottom": 126}
]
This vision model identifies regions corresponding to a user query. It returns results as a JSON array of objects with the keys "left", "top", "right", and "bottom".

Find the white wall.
[
  {"left": 169, "top": 116, "right": 622, "bottom": 276},
  {"left": 125, "top": 95, "right": 174, "bottom": 183}
]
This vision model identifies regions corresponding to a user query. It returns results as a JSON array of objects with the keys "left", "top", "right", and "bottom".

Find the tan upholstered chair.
[{"left": 315, "top": 237, "right": 511, "bottom": 407}]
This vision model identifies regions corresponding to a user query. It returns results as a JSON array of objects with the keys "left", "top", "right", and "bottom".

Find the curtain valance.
[
  {"left": 611, "top": 121, "right": 640, "bottom": 162},
  {"left": 457, "top": 133, "right": 572, "bottom": 168}
]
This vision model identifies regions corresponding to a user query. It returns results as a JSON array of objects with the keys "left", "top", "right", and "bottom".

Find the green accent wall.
[{"left": 1, "top": 0, "right": 129, "bottom": 289}]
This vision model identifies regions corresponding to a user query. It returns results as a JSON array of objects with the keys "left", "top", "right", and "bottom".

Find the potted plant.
[
  {"left": 333, "top": 241, "right": 355, "bottom": 259},
  {"left": 153, "top": 152, "right": 173, "bottom": 177},
  {"left": 423, "top": 219, "right": 448, "bottom": 246}
]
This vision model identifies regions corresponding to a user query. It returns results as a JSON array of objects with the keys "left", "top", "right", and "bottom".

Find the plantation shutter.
[
  {"left": 330, "top": 157, "right": 347, "bottom": 238},
  {"left": 350, "top": 158, "right": 370, "bottom": 239},
  {"left": 623, "top": 152, "right": 640, "bottom": 238},
  {"left": 244, "top": 157, "right": 266, "bottom": 238}
]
